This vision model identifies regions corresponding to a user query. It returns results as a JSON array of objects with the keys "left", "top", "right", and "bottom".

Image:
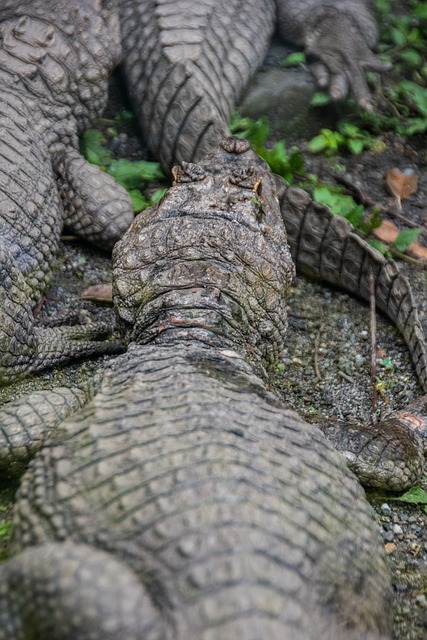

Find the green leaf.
[
  {"left": 107, "top": 159, "right": 165, "bottom": 189},
  {"left": 369, "top": 239, "right": 392, "bottom": 258},
  {"left": 400, "top": 48, "right": 423, "bottom": 68},
  {"left": 282, "top": 52, "right": 306, "bottom": 67},
  {"left": 259, "top": 142, "right": 304, "bottom": 181},
  {"left": 347, "top": 138, "right": 365, "bottom": 155},
  {"left": 345, "top": 205, "right": 364, "bottom": 227},
  {"left": 310, "top": 92, "right": 331, "bottom": 107},
  {"left": 128, "top": 186, "right": 168, "bottom": 214},
  {"left": 398, "top": 81, "right": 427, "bottom": 116},
  {"left": 338, "top": 122, "right": 361, "bottom": 137},
  {"left": 391, "top": 27, "right": 407, "bottom": 47},
  {"left": 128, "top": 189, "right": 150, "bottom": 213},
  {"left": 308, "top": 134, "right": 328, "bottom": 154},
  {"left": 393, "top": 228, "right": 422, "bottom": 252},
  {"left": 395, "top": 486, "right": 427, "bottom": 505},
  {"left": 378, "top": 356, "right": 394, "bottom": 370},
  {"left": 149, "top": 187, "right": 168, "bottom": 204},
  {"left": 79, "top": 129, "right": 113, "bottom": 167},
  {"left": 114, "top": 110, "right": 134, "bottom": 125},
  {"left": 403, "top": 117, "right": 427, "bottom": 136},
  {"left": 313, "top": 186, "right": 365, "bottom": 227},
  {"left": 362, "top": 208, "right": 382, "bottom": 234},
  {"left": 414, "top": 4, "right": 427, "bottom": 19},
  {"left": 229, "top": 113, "right": 269, "bottom": 148},
  {"left": 0, "top": 522, "right": 12, "bottom": 538}
]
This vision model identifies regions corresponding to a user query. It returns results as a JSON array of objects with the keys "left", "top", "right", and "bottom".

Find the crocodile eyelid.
[
  {"left": 229, "top": 167, "right": 262, "bottom": 190},
  {"left": 171, "top": 162, "right": 207, "bottom": 184}
]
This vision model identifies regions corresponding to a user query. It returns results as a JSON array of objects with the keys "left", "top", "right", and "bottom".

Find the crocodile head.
[{"left": 113, "top": 138, "right": 295, "bottom": 370}]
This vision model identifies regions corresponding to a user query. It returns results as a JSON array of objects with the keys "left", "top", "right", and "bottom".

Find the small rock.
[
  {"left": 354, "top": 354, "right": 364, "bottom": 368},
  {"left": 416, "top": 595, "right": 427, "bottom": 608},
  {"left": 381, "top": 503, "right": 392, "bottom": 514}
]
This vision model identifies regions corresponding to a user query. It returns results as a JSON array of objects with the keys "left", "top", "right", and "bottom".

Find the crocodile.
[
  {"left": 0, "top": 0, "right": 134, "bottom": 385},
  {"left": 0, "top": 4, "right": 425, "bottom": 637},
  {"left": 118, "top": 0, "right": 427, "bottom": 394},
  {"left": 118, "top": 0, "right": 390, "bottom": 170},
  {"left": 0, "top": 137, "right": 410, "bottom": 640}
]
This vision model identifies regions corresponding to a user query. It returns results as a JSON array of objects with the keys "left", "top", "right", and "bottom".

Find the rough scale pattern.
[
  {"left": 119, "top": 0, "right": 275, "bottom": 169},
  {"left": 119, "top": 0, "right": 386, "bottom": 170},
  {"left": 277, "top": 181, "right": 427, "bottom": 396},
  {"left": 0, "top": 0, "right": 133, "bottom": 385},
  {"left": 118, "top": 0, "right": 427, "bottom": 396},
  {"left": 0, "top": 140, "right": 393, "bottom": 639}
]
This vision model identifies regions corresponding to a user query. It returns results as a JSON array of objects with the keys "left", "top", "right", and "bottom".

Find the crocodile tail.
[
  {"left": 0, "top": 542, "right": 165, "bottom": 640},
  {"left": 119, "top": 0, "right": 275, "bottom": 170},
  {"left": 276, "top": 181, "right": 427, "bottom": 394}
]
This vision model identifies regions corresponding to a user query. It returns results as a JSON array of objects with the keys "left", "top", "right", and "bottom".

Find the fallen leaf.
[
  {"left": 409, "top": 242, "right": 427, "bottom": 260},
  {"left": 384, "top": 168, "right": 418, "bottom": 211},
  {"left": 376, "top": 348, "right": 387, "bottom": 359},
  {"left": 81, "top": 283, "right": 113, "bottom": 303},
  {"left": 373, "top": 220, "right": 399, "bottom": 244},
  {"left": 373, "top": 220, "right": 427, "bottom": 261},
  {"left": 384, "top": 543, "right": 397, "bottom": 555}
]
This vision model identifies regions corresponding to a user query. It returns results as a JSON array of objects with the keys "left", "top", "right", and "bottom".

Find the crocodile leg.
[
  {"left": 0, "top": 542, "right": 165, "bottom": 640},
  {"left": 56, "top": 148, "right": 133, "bottom": 251},
  {"left": 0, "top": 382, "right": 99, "bottom": 474},
  {"left": 0, "top": 246, "right": 124, "bottom": 385},
  {"left": 0, "top": 2, "right": 133, "bottom": 383},
  {"left": 276, "top": 0, "right": 390, "bottom": 109},
  {"left": 276, "top": 179, "right": 427, "bottom": 394}
]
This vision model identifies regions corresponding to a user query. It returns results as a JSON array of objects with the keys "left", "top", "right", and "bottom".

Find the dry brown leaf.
[
  {"left": 409, "top": 242, "right": 427, "bottom": 260},
  {"left": 373, "top": 219, "right": 427, "bottom": 261},
  {"left": 384, "top": 168, "right": 418, "bottom": 211},
  {"left": 81, "top": 283, "right": 113, "bottom": 303},
  {"left": 373, "top": 219, "right": 399, "bottom": 244},
  {"left": 384, "top": 543, "right": 397, "bottom": 555},
  {"left": 376, "top": 348, "right": 387, "bottom": 359}
]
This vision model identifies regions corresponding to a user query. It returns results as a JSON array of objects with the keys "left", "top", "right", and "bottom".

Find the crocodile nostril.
[{"left": 172, "top": 162, "right": 207, "bottom": 184}]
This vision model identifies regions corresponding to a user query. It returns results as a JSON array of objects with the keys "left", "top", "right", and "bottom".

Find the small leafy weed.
[
  {"left": 389, "top": 485, "right": 427, "bottom": 513},
  {"left": 281, "top": 51, "right": 307, "bottom": 68},
  {"left": 230, "top": 113, "right": 305, "bottom": 183},
  {"left": 308, "top": 121, "right": 379, "bottom": 156},
  {"left": 393, "top": 228, "right": 422, "bottom": 252},
  {"left": 378, "top": 356, "right": 394, "bottom": 370},
  {"left": 80, "top": 115, "right": 167, "bottom": 214}
]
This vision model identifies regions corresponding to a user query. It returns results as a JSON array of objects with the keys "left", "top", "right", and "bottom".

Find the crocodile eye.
[
  {"left": 230, "top": 167, "right": 262, "bottom": 193},
  {"left": 172, "top": 162, "right": 207, "bottom": 184}
]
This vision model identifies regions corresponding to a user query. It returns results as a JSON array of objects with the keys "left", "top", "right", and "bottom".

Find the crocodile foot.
[{"left": 0, "top": 245, "right": 123, "bottom": 386}]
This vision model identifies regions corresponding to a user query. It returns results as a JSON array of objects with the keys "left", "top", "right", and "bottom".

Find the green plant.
[
  {"left": 229, "top": 113, "right": 305, "bottom": 183},
  {"left": 312, "top": 183, "right": 365, "bottom": 226},
  {"left": 357, "top": 1, "right": 427, "bottom": 134},
  {"left": 281, "top": 51, "right": 306, "bottom": 68},
  {"left": 80, "top": 114, "right": 167, "bottom": 213},
  {"left": 378, "top": 356, "right": 394, "bottom": 370},
  {"left": 308, "top": 121, "right": 379, "bottom": 156},
  {"left": 389, "top": 483, "right": 427, "bottom": 513},
  {"left": 0, "top": 517, "right": 12, "bottom": 561}
]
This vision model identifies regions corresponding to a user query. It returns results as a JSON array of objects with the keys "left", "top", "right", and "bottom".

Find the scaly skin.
[
  {"left": 276, "top": 180, "right": 427, "bottom": 396},
  {"left": 118, "top": 0, "right": 385, "bottom": 169},
  {"left": 0, "top": 0, "right": 133, "bottom": 385},
  {"left": 0, "top": 139, "right": 393, "bottom": 640},
  {"left": 118, "top": 0, "right": 427, "bottom": 397}
]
